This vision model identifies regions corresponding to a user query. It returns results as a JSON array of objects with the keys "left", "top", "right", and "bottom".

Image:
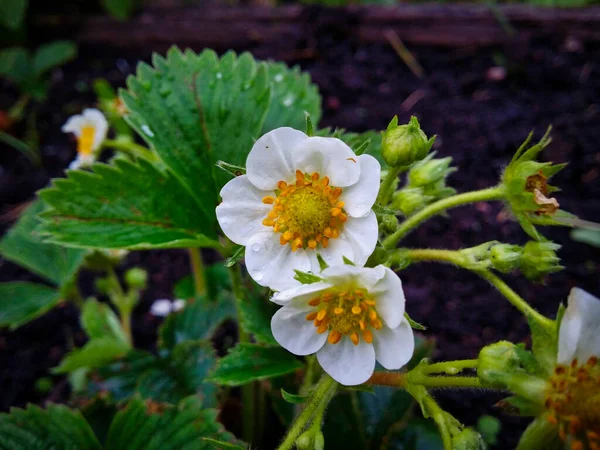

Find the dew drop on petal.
[{"left": 251, "top": 243, "right": 261, "bottom": 252}]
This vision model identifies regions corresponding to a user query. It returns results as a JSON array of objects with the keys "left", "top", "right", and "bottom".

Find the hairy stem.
[
  {"left": 422, "top": 395, "right": 453, "bottom": 450},
  {"left": 424, "top": 359, "right": 479, "bottom": 375},
  {"left": 377, "top": 165, "right": 405, "bottom": 205},
  {"left": 383, "top": 186, "right": 505, "bottom": 248},
  {"left": 106, "top": 267, "right": 132, "bottom": 345},
  {"left": 187, "top": 248, "right": 206, "bottom": 297},
  {"left": 277, "top": 375, "right": 338, "bottom": 450}
]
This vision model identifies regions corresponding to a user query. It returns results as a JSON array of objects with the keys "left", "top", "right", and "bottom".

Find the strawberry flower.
[{"left": 62, "top": 108, "right": 108, "bottom": 170}]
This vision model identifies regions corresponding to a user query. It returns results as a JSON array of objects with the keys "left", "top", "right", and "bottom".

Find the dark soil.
[{"left": 1, "top": 6, "right": 600, "bottom": 449}]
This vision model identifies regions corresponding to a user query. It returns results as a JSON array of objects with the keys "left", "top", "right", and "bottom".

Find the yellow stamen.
[
  {"left": 77, "top": 126, "right": 95, "bottom": 156},
  {"left": 328, "top": 330, "right": 342, "bottom": 344},
  {"left": 350, "top": 332, "right": 359, "bottom": 346}
]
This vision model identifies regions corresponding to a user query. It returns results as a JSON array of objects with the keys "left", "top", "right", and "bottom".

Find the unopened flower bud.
[
  {"left": 489, "top": 243, "right": 523, "bottom": 273},
  {"left": 520, "top": 241, "right": 562, "bottom": 281},
  {"left": 391, "top": 187, "right": 434, "bottom": 216},
  {"left": 381, "top": 116, "right": 435, "bottom": 168},
  {"left": 452, "top": 428, "right": 487, "bottom": 450},
  {"left": 380, "top": 214, "right": 399, "bottom": 234},
  {"left": 313, "top": 432, "right": 325, "bottom": 450},
  {"left": 478, "top": 341, "right": 520, "bottom": 387},
  {"left": 296, "top": 431, "right": 312, "bottom": 450},
  {"left": 125, "top": 267, "right": 148, "bottom": 290},
  {"left": 408, "top": 155, "right": 455, "bottom": 188}
]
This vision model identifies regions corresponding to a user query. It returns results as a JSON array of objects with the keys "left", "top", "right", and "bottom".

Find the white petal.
[
  {"left": 369, "top": 267, "right": 405, "bottom": 329},
  {"left": 558, "top": 288, "right": 600, "bottom": 364},
  {"left": 68, "top": 156, "right": 83, "bottom": 170},
  {"left": 62, "top": 115, "right": 86, "bottom": 135},
  {"left": 340, "top": 154, "right": 381, "bottom": 217},
  {"left": 216, "top": 175, "right": 273, "bottom": 245},
  {"left": 292, "top": 137, "right": 360, "bottom": 187},
  {"left": 307, "top": 238, "right": 355, "bottom": 274},
  {"left": 338, "top": 211, "right": 378, "bottom": 267},
  {"left": 172, "top": 299, "right": 186, "bottom": 311},
  {"left": 373, "top": 321, "right": 415, "bottom": 370},
  {"left": 319, "top": 265, "right": 385, "bottom": 291},
  {"left": 271, "top": 306, "right": 327, "bottom": 356},
  {"left": 271, "top": 281, "right": 333, "bottom": 306},
  {"left": 316, "top": 337, "right": 376, "bottom": 385},
  {"left": 245, "top": 231, "right": 311, "bottom": 291},
  {"left": 150, "top": 299, "right": 173, "bottom": 317},
  {"left": 246, "top": 127, "right": 308, "bottom": 190}
]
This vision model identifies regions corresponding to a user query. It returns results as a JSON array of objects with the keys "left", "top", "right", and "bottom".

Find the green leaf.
[
  {"left": 121, "top": 47, "right": 271, "bottom": 211},
  {"left": 405, "top": 312, "right": 427, "bottom": 330},
  {"left": 0, "top": 403, "right": 101, "bottom": 450},
  {"left": 224, "top": 245, "right": 245, "bottom": 267},
  {"left": 53, "top": 337, "right": 131, "bottom": 373},
  {"left": 571, "top": 228, "right": 600, "bottom": 248},
  {"left": 0, "top": 47, "right": 31, "bottom": 88},
  {"left": 105, "top": 396, "right": 235, "bottom": 450},
  {"left": 261, "top": 61, "right": 321, "bottom": 135},
  {"left": 0, "top": 282, "right": 61, "bottom": 329},
  {"left": 280, "top": 388, "right": 308, "bottom": 404},
  {"left": 201, "top": 438, "right": 245, "bottom": 449},
  {"left": 0, "top": 0, "right": 28, "bottom": 30},
  {"left": 81, "top": 299, "right": 129, "bottom": 345},
  {"left": 32, "top": 40, "right": 77, "bottom": 77},
  {"left": 0, "top": 130, "right": 40, "bottom": 165},
  {"left": 0, "top": 199, "right": 86, "bottom": 286},
  {"left": 102, "top": 0, "right": 136, "bottom": 20},
  {"left": 208, "top": 343, "right": 303, "bottom": 386},
  {"left": 159, "top": 294, "right": 236, "bottom": 349},
  {"left": 527, "top": 316, "right": 558, "bottom": 376},
  {"left": 237, "top": 291, "right": 277, "bottom": 345},
  {"left": 293, "top": 270, "right": 323, "bottom": 284},
  {"left": 38, "top": 159, "right": 219, "bottom": 250}
]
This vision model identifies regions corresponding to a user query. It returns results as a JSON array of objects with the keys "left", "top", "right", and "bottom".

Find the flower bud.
[
  {"left": 381, "top": 116, "right": 435, "bottom": 168},
  {"left": 478, "top": 341, "right": 521, "bottom": 388},
  {"left": 408, "top": 154, "right": 455, "bottom": 188},
  {"left": 296, "top": 432, "right": 312, "bottom": 450},
  {"left": 489, "top": 243, "right": 523, "bottom": 273},
  {"left": 380, "top": 213, "right": 399, "bottom": 234},
  {"left": 520, "top": 241, "right": 562, "bottom": 281},
  {"left": 452, "top": 428, "right": 487, "bottom": 450},
  {"left": 125, "top": 267, "right": 148, "bottom": 290},
  {"left": 313, "top": 431, "right": 325, "bottom": 450},
  {"left": 391, "top": 187, "right": 434, "bottom": 216}
]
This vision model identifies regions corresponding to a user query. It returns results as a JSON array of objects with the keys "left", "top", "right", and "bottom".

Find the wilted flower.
[
  {"left": 216, "top": 127, "right": 380, "bottom": 291},
  {"left": 62, "top": 108, "right": 108, "bottom": 169},
  {"left": 270, "top": 265, "right": 414, "bottom": 385},
  {"left": 150, "top": 299, "right": 186, "bottom": 317}
]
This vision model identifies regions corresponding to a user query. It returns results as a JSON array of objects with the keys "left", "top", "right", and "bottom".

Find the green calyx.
[
  {"left": 501, "top": 128, "right": 574, "bottom": 240},
  {"left": 520, "top": 241, "right": 562, "bottom": 281},
  {"left": 452, "top": 428, "right": 487, "bottom": 450},
  {"left": 381, "top": 115, "right": 435, "bottom": 168}
]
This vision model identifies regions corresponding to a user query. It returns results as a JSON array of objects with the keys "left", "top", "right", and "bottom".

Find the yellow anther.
[
  {"left": 331, "top": 207, "right": 341, "bottom": 217},
  {"left": 350, "top": 332, "right": 359, "bottom": 346},
  {"left": 331, "top": 228, "right": 340, "bottom": 238},
  {"left": 283, "top": 230, "right": 294, "bottom": 241},
  {"left": 336, "top": 201, "right": 345, "bottom": 208},
  {"left": 77, "top": 126, "right": 95, "bottom": 155},
  {"left": 359, "top": 320, "right": 365, "bottom": 330},
  {"left": 328, "top": 330, "right": 342, "bottom": 344},
  {"left": 280, "top": 235, "right": 287, "bottom": 245},
  {"left": 338, "top": 213, "right": 348, "bottom": 223},
  {"left": 262, "top": 218, "right": 275, "bottom": 226},
  {"left": 351, "top": 306, "right": 361, "bottom": 315},
  {"left": 317, "top": 323, "right": 328, "bottom": 334},
  {"left": 294, "top": 238, "right": 303, "bottom": 248},
  {"left": 308, "top": 298, "right": 321, "bottom": 306},
  {"left": 308, "top": 239, "right": 317, "bottom": 249},
  {"left": 311, "top": 173, "right": 320, "bottom": 181},
  {"left": 305, "top": 311, "right": 318, "bottom": 321},
  {"left": 369, "top": 309, "right": 377, "bottom": 321},
  {"left": 278, "top": 180, "right": 287, "bottom": 190},
  {"left": 363, "top": 330, "right": 373, "bottom": 344},
  {"left": 317, "top": 309, "right": 327, "bottom": 321},
  {"left": 322, "top": 238, "right": 329, "bottom": 248},
  {"left": 268, "top": 210, "right": 278, "bottom": 219},
  {"left": 262, "top": 196, "right": 275, "bottom": 204},
  {"left": 334, "top": 307, "right": 344, "bottom": 315},
  {"left": 320, "top": 176, "right": 330, "bottom": 187},
  {"left": 323, "top": 227, "right": 332, "bottom": 238}
]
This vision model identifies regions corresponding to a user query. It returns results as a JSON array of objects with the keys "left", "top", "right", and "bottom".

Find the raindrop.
[
  {"left": 251, "top": 243, "right": 261, "bottom": 252},
  {"left": 141, "top": 125, "right": 155, "bottom": 137},
  {"left": 216, "top": 72, "right": 223, "bottom": 80},
  {"left": 274, "top": 74, "right": 284, "bottom": 83},
  {"left": 253, "top": 272, "right": 264, "bottom": 281},
  {"left": 282, "top": 94, "right": 295, "bottom": 107}
]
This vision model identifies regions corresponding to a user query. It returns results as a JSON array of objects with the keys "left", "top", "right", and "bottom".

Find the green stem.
[
  {"left": 106, "top": 267, "right": 133, "bottom": 345},
  {"left": 228, "top": 264, "right": 253, "bottom": 443},
  {"left": 102, "top": 138, "right": 156, "bottom": 161},
  {"left": 8, "top": 94, "right": 31, "bottom": 121},
  {"left": 383, "top": 186, "right": 505, "bottom": 248},
  {"left": 403, "top": 248, "right": 555, "bottom": 334},
  {"left": 276, "top": 375, "right": 338, "bottom": 450},
  {"left": 377, "top": 165, "right": 405, "bottom": 205},
  {"left": 424, "top": 359, "right": 479, "bottom": 375},
  {"left": 421, "top": 395, "right": 453, "bottom": 450},
  {"left": 411, "top": 375, "right": 482, "bottom": 389},
  {"left": 187, "top": 248, "right": 206, "bottom": 297}
]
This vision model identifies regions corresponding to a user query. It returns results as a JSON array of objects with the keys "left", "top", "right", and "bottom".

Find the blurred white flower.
[
  {"left": 216, "top": 127, "right": 380, "bottom": 291},
  {"left": 62, "top": 108, "right": 108, "bottom": 169},
  {"left": 270, "top": 265, "right": 414, "bottom": 386},
  {"left": 150, "top": 299, "right": 186, "bottom": 317}
]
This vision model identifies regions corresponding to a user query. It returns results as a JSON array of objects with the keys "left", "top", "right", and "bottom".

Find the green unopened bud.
[
  {"left": 452, "top": 428, "right": 487, "bottom": 450},
  {"left": 314, "top": 432, "right": 325, "bottom": 450},
  {"left": 391, "top": 187, "right": 434, "bottom": 216},
  {"left": 478, "top": 341, "right": 521, "bottom": 388},
  {"left": 381, "top": 116, "right": 435, "bottom": 167},
  {"left": 95, "top": 277, "right": 113, "bottom": 295},
  {"left": 520, "top": 241, "right": 562, "bottom": 281},
  {"left": 125, "top": 267, "right": 148, "bottom": 290},
  {"left": 408, "top": 154, "right": 455, "bottom": 188},
  {"left": 380, "top": 213, "right": 398, "bottom": 233},
  {"left": 489, "top": 243, "right": 523, "bottom": 273},
  {"left": 296, "top": 431, "right": 312, "bottom": 450}
]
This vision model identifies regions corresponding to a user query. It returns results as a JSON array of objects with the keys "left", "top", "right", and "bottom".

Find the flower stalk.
[
  {"left": 187, "top": 248, "right": 206, "bottom": 297},
  {"left": 383, "top": 186, "right": 505, "bottom": 248}
]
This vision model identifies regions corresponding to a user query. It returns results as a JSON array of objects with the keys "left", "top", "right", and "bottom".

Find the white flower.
[
  {"left": 543, "top": 288, "right": 600, "bottom": 448},
  {"left": 557, "top": 287, "right": 600, "bottom": 365},
  {"left": 62, "top": 108, "right": 108, "bottom": 169},
  {"left": 150, "top": 299, "right": 186, "bottom": 317},
  {"left": 270, "top": 265, "right": 414, "bottom": 386},
  {"left": 216, "top": 127, "right": 381, "bottom": 291}
]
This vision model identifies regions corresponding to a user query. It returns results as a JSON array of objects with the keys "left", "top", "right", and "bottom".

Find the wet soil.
[{"left": 1, "top": 7, "right": 600, "bottom": 448}]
